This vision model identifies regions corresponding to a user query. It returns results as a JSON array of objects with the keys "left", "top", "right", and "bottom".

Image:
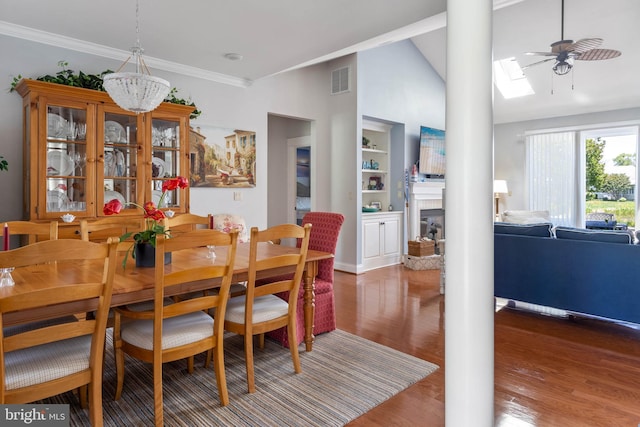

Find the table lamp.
[{"left": 494, "top": 180, "right": 509, "bottom": 220}]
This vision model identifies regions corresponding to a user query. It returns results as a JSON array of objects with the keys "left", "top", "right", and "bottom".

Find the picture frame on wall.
[{"left": 189, "top": 125, "right": 256, "bottom": 188}]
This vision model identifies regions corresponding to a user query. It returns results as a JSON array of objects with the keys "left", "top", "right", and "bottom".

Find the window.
[
  {"left": 493, "top": 58, "right": 534, "bottom": 99},
  {"left": 526, "top": 131, "right": 577, "bottom": 226},
  {"left": 527, "top": 123, "right": 640, "bottom": 228}
]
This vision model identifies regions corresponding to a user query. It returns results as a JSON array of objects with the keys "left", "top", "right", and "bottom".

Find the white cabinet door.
[
  {"left": 361, "top": 212, "right": 402, "bottom": 271},
  {"left": 381, "top": 216, "right": 400, "bottom": 257},
  {"left": 363, "top": 218, "right": 382, "bottom": 260}
]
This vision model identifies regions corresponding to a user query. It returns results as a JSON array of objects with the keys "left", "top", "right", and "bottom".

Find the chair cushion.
[
  {"left": 120, "top": 311, "right": 214, "bottom": 350},
  {"left": 4, "top": 335, "right": 90, "bottom": 390},
  {"left": 225, "top": 294, "right": 289, "bottom": 324}
]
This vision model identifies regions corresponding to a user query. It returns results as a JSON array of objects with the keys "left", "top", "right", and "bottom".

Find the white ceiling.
[
  {"left": 1, "top": 0, "right": 638, "bottom": 124},
  {"left": 413, "top": 0, "right": 640, "bottom": 123}
]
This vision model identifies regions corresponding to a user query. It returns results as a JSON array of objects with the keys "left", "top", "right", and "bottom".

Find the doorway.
[
  {"left": 289, "top": 142, "right": 311, "bottom": 225},
  {"left": 266, "top": 114, "right": 314, "bottom": 230}
]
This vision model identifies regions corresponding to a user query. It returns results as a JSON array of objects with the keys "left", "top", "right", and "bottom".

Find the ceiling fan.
[{"left": 524, "top": 0, "right": 621, "bottom": 75}]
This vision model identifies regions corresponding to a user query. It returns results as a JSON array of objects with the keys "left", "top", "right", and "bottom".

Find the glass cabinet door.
[
  {"left": 44, "top": 104, "right": 89, "bottom": 216},
  {"left": 99, "top": 110, "right": 142, "bottom": 214},
  {"left": 151, "top": 118, "right": 182, "bottom": 208}
]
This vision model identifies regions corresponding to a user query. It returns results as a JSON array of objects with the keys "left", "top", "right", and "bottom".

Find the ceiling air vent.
[{"left": 331, "top": 66, "right": 350, "bottom": 95}]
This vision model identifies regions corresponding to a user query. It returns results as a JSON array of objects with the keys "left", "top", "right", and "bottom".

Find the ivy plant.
[
  {"left": 0, "top": 155, "right": 7, "bottom": 171},
  {"left": 10, "top": 61, "right": 201, "bottom": 120}
]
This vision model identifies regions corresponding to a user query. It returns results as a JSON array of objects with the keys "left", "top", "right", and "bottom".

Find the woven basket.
[{"left": 408, "top": 240, "right": 435, "bottom": 257}]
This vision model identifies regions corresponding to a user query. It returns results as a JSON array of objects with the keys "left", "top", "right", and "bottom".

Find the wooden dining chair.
[
  {"left": 3, "top": 220, "right": 58, "bottom": 246},
  {"left": 167, "top": 213, "right": 246, "bottom": 299},
  {"left": 0, "top": 238, "right": 119, "bottom": 427},
  {"left": 113, "top": 229, "right": 239, "bottom": 426},
  {"left": 163, "top": 213, "right": 211, "bottom": 235},
  {"left": 80, "top": 217, "right": 143, "bottom": 243},
  {"left": 224, "top": 223, "right": 311, "bottom": 393},
  {"left": 80, "top": 217, "right": 145, "bottom": 325}
]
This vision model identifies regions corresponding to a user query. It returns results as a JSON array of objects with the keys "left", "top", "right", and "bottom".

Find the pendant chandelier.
[{"left": 103, "top": 0, "right": 170, "bottom": 113}]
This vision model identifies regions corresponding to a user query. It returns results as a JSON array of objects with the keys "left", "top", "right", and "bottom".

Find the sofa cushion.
[
  {"left": 494, "top": 222, "right": 553, "bottom": 237},
  {"left": 554, "top": 226, "right": 632, "bottom": 244},
  {"left": 502, "top": 210, "right": 551, "bottom": 224}
]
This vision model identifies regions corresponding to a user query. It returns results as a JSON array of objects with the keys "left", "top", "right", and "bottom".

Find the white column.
[{"left": 444, "top": 0, "right": 495, "bottom": 425}]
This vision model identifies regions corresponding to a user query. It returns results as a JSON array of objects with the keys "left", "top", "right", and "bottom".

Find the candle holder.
[{"left": 0, "top": 267, "right": 15, "bottom": 287}]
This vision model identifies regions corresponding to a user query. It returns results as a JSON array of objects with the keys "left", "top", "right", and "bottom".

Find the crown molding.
[{"left": 0, "top": 21, "right": 252, "bottom": 88}]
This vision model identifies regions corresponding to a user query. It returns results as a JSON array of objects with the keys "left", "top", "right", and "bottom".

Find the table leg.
[{"left": 303, "top": 260, "right": 318, "bottom": 352}]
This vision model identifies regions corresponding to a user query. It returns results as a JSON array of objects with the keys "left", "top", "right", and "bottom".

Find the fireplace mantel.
[{"left": 409, "top": 181, "right": 445, "bottom": 240}]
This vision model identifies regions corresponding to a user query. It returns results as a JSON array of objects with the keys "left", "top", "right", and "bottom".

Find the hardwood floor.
[{"left": 334, "top": 265, "right": 640, "bottom": 426}]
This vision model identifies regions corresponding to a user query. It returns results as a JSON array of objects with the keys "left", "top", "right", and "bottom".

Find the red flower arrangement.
[{"left": 103, "top": 176, "right": 188, "bottom": 267}]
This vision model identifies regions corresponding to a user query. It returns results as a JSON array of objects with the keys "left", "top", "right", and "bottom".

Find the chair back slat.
[
  {"left": 2, "top": 220, "right": 58, "bottom": 246},
  {"left": 163, "top": 213, "right": 211, "bottom": 236},
  {"left": 80, "top": 217, "right": 143, "bottom": 242},
  {"left": 246, "top": 223, "right": 311, "bottom": 317}
]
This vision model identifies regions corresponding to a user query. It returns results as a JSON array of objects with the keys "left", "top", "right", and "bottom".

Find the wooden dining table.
[{"left": 0, "top": 242, "right": 333, "bottom": 352}]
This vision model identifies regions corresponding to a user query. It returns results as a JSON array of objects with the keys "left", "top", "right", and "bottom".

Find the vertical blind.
[{"left": 526, "top": 131, "right": 576, "bottom": 226}]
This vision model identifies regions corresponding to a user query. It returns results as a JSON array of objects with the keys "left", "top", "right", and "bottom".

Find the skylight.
[{"left": 493, "top": 57, "right": 534, "bottom": 99}]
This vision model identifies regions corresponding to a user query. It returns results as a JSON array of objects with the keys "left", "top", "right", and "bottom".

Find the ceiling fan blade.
[
  {"left": 522, "top": 57, "right": 556, "bottom": 70},
  {"left": 525, "top": 51, "right": 557, "bottom": 57},
  {"left": 569, "top": 38, "right": 603, "bottom": 53},
  {"left": 577, "top": 48, "right": 622, "bottom": 61},
  {"left": 551, "top": 40, "right": 574, "bottom": 54}
]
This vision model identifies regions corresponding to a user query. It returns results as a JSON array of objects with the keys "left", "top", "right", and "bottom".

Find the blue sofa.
[{"left": 494, "top": 222, "right": 640, "bottom": 325}]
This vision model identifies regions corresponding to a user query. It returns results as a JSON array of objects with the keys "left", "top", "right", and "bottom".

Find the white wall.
[
  {"left": 495, "top": 107, "right": 640, "bottom": 212},
  {"left": 325, "top": 55, "right": 359, "bottom": 269}
]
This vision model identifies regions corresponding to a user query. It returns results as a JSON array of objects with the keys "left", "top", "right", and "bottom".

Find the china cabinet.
[{"left": 16, "top": 79, "right": 193, "bottom": 235}]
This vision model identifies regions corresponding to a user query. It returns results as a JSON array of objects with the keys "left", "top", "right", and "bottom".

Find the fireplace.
[
  {"left": 421, "top": 208, "right": 445, "bottom": 241},
  {"left": 409, "top": 181, "right": 445, "bottom": 242}
]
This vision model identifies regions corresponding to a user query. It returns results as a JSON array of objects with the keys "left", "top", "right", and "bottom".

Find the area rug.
[{"left": 42, "top": 330, "right": 438, "bottom": 426}]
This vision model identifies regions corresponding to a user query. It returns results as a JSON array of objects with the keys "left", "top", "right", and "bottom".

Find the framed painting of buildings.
[{"left": 189, "top": 126, "right": 256, "bottom": 188}]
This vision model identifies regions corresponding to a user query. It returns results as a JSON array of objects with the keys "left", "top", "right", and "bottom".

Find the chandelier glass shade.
[{"left": 103, "top": 1, "right": 170, "bottom": 113}]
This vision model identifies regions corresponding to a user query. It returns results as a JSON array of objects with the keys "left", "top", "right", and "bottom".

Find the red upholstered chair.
[{"left": 267, "top": 212, "right": 344, "bottom": 347}]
